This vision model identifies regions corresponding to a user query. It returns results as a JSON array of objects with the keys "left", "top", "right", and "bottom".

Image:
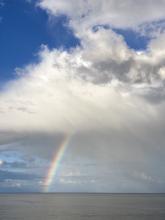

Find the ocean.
[{"left": 0, "top": 194, "right": 165, "bottom": 220}]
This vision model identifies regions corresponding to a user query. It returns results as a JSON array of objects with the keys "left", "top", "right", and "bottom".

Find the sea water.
[{"left": 0, "top": 194, "right": 165, "bottom": 220}]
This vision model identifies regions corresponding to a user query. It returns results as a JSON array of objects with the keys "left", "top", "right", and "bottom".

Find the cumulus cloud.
[
  {"left": 0, "top": 0, "right": 165, "bottom": 192},
  {"left": 38, "top": 0, "right": 165, "bottom": 35},
  {"left": 0, "top": 45, "right": 158, "bottom": 134},
  {"left": 0, "top": 0, "right": 164, "bottom": 137},
  {"left": 0, "top": 28, "right": 165, "bottom": 135}
]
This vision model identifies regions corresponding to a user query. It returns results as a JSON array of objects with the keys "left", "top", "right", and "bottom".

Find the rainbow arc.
[{"left": 43, "top": 134, "right": 72, "bottom": 192}]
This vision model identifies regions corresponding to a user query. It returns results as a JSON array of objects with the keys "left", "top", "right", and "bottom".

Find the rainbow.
[{"left": 43, "top": 134, "right": 72, "bottom": 192}]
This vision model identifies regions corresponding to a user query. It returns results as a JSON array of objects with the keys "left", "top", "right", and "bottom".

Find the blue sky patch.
[
  {"left": 0, "top": 0, "right": 80, "bottom": 82},
  {"left": 93, "top": 24, "right": 151, "bottom": 51},
  {"left": 113, "top": 28, "right": 151, "bottom": 51}
]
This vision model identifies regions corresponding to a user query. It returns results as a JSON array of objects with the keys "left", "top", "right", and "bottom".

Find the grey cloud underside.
[{"left": 0, "top": 170, "right": 39, "bottom": 181}]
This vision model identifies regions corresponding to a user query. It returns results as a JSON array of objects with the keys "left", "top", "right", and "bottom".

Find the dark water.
[{"left": 0, "top": 194, "right": 165, "bottom": 220}]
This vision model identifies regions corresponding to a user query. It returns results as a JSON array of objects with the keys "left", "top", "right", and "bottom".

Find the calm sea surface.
[{"left": 0, "top": 194, "right": 165, "bottom": 220}]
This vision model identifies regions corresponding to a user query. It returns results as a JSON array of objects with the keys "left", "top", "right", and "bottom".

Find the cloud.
[
  {"left": 0, "top": 29, "right": 165, "bottom": 135},
  {"left": 0, "top": 0, "right": 165, "bottom": 192},
  {"left": 0, "top": 169, "right": 39, "bottom": 181},
  {"left": 38, "top": 0, "right": 165, "bottom": 35},
  {"left": 0, "top": 1, "right": 164, "bottom": 137}
]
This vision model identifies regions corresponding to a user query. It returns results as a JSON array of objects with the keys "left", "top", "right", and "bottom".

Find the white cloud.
[
  {"left": 0, "top": 41, "right": 160, "bottom": 134},
  {"left": 1, "top": 0, "right": 165, "bottom": 192},
  {"left": 38, "top": 0, "right": 165, "bottom": 35},
  {"left": 0, "top": 27, "right": 165, "bottom": 144},
  {"left": 0, "top": 1, "right": 163, "bottom": 136},
  {"left": 133, "top": 171, "right": 155, "bottom": 183}
]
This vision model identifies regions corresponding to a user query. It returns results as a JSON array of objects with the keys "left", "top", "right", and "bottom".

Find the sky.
[{"left": 0, "top": 0, "right": 165, "bottom": 193}]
